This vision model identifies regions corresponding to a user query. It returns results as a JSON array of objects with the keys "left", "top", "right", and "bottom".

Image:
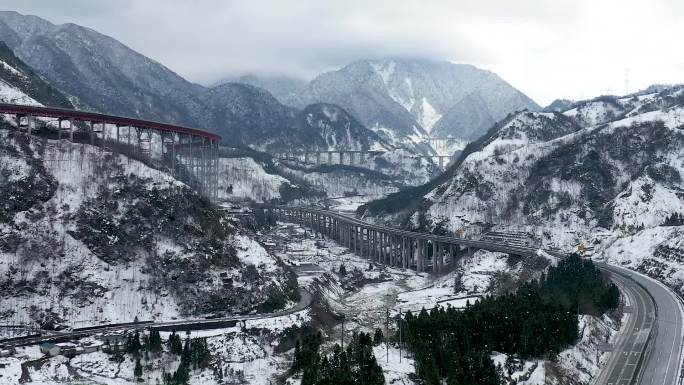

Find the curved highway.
[
  {"left": 0, "top": 289, "right": 312, "bottom": 348},
  {"left": 597, "top": 264, "right": 684, "bottom": 385}
]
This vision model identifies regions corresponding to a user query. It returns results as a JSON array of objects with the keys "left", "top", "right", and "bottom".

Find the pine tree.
[
  {"left": 149, "top": 329, "right": 163, "bottom": 353},
  {"left": 373, "top": 328, "right": 383, "bottom": 345},
  {"left": 168, "top": 332, "right": 183, "bottom": 355},
  {"left": 134, "top": 357, "right": 143, "bottom": 378},
  {"left": 127, "top": 330, "right": 142, "bottom": 356}
]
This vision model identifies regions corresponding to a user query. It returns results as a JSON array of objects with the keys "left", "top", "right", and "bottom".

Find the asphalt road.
[
  {"left": 1, "top": 288, "right": 312, "bottom": 348},
  {"left": 597, "top": 264, "right": 684, "bottom": 385}
]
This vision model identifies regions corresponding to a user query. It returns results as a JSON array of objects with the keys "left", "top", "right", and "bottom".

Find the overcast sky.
[{"left": 5, "top": 0, "right": 684, "bottom": 105}]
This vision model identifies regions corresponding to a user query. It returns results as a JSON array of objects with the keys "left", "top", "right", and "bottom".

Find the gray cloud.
[{"left": 3, "top": 0, "right": 684, "bottom": 105}]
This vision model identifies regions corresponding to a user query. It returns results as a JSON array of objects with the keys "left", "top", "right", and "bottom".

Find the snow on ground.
[
  {"left": 420, "top": 97, "right": 441, "bottom": 132},
  {"left": 235, "top": 234, "right": 279, "bottom": 273},
  {"left": 0, "top": 79, "right": 41, "bottom": 106},
  {"left": 326, "top": 193, "right": 395, "bottom": 212},
  {"left": 0, "top": 132, "right": 293, "bottom": 329},
  {"left": 283, "top": 164, "right": 399, "bottom": 200},
  {"left": 554, "top": 314, "right": 620, "bottom": 384},
  {"left": 5, "top": 305, "right": 312, "bottom": 385},
  {"left": 601, "top": 225, "right": 684, "bottom": 294},
  {"left": 217, "top": 157, "right": 288, "bottom": 202},
  {"left": 490, "top": 314, "right": 620, "bottom": 385},
  {"left": 260, "top": 222, "right": 558, "bottom": 382},
  {"left": 374, "top": 345, "right": 416, "bottom": 385},
  {"left": 0, "top": 356, "right": 22, "bottom": 384},
  {"left": 492, "top": 353, "right": 545, "bottom": 385},
  {"left": 210, "top": 329, "right": 291, "bottom": 385},
  {"left": 394, "top": 251, "right": 509, "bottom": 313},
  {"left": 0, "top": 60, "right": 24, "bottom": 77}
]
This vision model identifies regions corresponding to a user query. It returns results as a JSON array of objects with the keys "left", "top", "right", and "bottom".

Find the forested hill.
[{"left": 401, "top": 255, "right": 619, "bottom": 385}]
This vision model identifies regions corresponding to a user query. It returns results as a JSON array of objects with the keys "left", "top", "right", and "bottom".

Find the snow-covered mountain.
[
  {"left": 0, "top": 12, "right": 432, "bottom": 176},
  {"left": 0, "top": 11, "right": 207, "bottom": 124},
  {"left": 543, "top": 98, "right": 575, "bottom": 112},
  {"left": 216, "top": 74, "right": 307, "bottom": 104},
  {"left": 0, "top": 40, "right": 72, "bottom": 107},
  {"left": 289, "top": 103, "right": 391, "bottom": 151},
  {"left": 0, "top": 35, "right": 434, "bottom": 213},
  {"left": 285, "top": 59, "right": 539, "bottom": 151},
  {"left": 362, "top": 85, "right": 684, "bottom": 295}
]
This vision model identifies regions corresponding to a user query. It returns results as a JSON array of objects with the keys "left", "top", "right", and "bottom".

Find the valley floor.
[{"left": 1, "top": 221, "right": 624, "bottom": 385}]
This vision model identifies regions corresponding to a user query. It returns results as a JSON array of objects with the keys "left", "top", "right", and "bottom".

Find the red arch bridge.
[{"left": 0, "top": 103, "right": 221, "bottom": 200}]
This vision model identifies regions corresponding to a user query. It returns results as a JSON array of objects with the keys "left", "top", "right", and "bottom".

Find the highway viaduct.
[
  {"left": 271, "top": 150, "right": 454, "bottom": 169},
  {"left": 0, "top": 103, "right": 221, "bottom": 200},
  {"left": 268, "top": 205, "right": 562, "bottom": 274},
  {"left": 271, "top": 205, "right": 684, "bottom": 385}
]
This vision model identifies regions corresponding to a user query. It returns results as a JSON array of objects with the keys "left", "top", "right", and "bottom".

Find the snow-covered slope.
[
  {"left": 0, "top": 125, "right": 297, "bottom": 329},
  {"left": 0, "top": 40, "right": 72, "bottom": 107},
  {"left": 365, "top": 85, "right": 684, "bottom": 296}
]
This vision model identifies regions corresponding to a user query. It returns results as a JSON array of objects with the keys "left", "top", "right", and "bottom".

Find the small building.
[
  {"left": 98, "top": 334, "right": 127, "bottom": 354},
  {"left": 79, "top": 340, "right": 103, "bottom": 354},
  {"left": 0, "top": 349, "right": 12, "bottom": 357},
  {"left": 39, "top": 342, "right": 60, "bottom": 357},
  {"left": 97, "top": 334, "right": 127, "bottom": 346},
  {"left": 61, "top": 346, "right": 85, "bottom": 358}
]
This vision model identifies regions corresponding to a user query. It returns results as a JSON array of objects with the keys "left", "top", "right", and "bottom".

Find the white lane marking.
[{"left": 614, "top": 263, "right": 684, "bottom": 385}]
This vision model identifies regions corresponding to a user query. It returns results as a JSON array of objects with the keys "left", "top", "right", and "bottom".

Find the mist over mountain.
[
  {"left": 215, "top": 74, "right": 307, "bottom": 105},
  {"left": 0, "top": 11, "right": 394, "bottom": 155},
  {"left": 281, "top": 59, "right": 539, "bottom": 148}
]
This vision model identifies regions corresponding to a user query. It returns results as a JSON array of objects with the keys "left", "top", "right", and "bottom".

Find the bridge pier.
[
  {"left": 269, "top": 207, "right": 541, "bottom": 275},
  {"left": 432, "top": 242, "right": 438, "bottom": 274}
]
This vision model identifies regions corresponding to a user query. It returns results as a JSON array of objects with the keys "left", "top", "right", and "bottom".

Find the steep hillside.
[
  {"left": 289, "top": 103, "right": 391, "bottom": 151},
  {"left": 201, "top": 82, "right": 297, "bottom": 147},
  {"left": 0, "top": 40, "right": 72, "bottom": 107},
  {"left": 0, "top": 12, "right": 432, "bottom": 184},
  {"left": 291, "top": 59, "right": 539, "bottom": 150},
  {"left": 364, "top": 85, "right": 684, "bottom": 295},
  {"left": 0, "top": 124, "right": 297, "bottom": 329},
  {"left": 0, "top": 11, "right": 206, "bottom": 124}
]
